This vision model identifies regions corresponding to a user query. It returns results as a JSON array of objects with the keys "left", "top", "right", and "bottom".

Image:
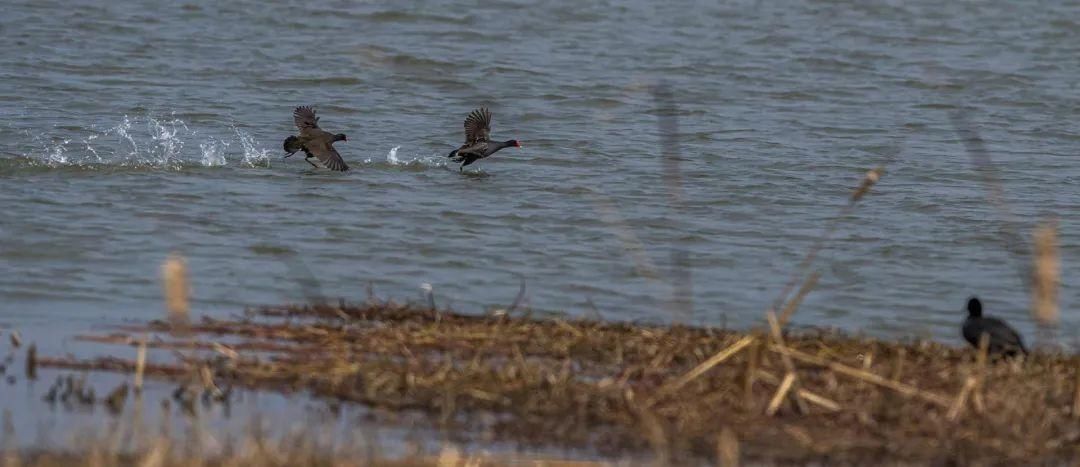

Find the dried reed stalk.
[
  {"left": 770, "top": 164, "right": 888, "bottom": 314},
  {"left": 766, "top": 372, "right": 797, "bottom": 416},
  {"left": 652, "top": 336, "right": 754, "bottom": 400},
  {"left": 717, "top": 425, "right": 740, "bottom": 467},
  {"left": 851, "top": 166, "right": 883, "bottom": 202},
  {"left": 755, "top": 369, "right": 841, "bottom": 412},
  {"left": 766, "top": 311, "right": 808, "bottom": 414},
  {"left": 794, "top": 386, "right": 842, "bottom": 412},
  {"left": 1031, "top": 219, "right": 1059, "bottom": 327},
  {"left": 777, "top": 272, "right": 820, "bottom": 328},
  {"left": 743, "top": 338, "right": 761, "bottom": 407},
  {"left": 949, "top": 111, "right": 1031, "bottom": 287},
  {"left": 947, "top": 377, "right": 976, "bottom": 422},
  {"left": 161, "top": 253, "right": 190, "bottom": 332},
  {"left": 134, "top": 336, "right": 147, "bottom": 393},
  {"left": 769, "top": 345, "right": 951, "bottom": 407},
  {"left": 972, "top": 333, "right": 990, "bottom": 414},
  {"left": 654, "top": 84, "right": 694, "bottom": 323},
  {"left": 25, "top": 343, "right": 36, "bottom": 380}
]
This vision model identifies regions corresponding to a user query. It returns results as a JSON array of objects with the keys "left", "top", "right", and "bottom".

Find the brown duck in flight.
[
  {"left": 447, "top": 107, "right": 520, "bottom": 171},
  {"left": 283, "top": 106, "right": 349, "bottom": 171}
]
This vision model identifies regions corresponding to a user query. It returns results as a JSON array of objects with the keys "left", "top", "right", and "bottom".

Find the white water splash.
[
  {"left": 83, "top": 134, "right": 102, "bottom": 163},
  {"left": 113, "top": 116, "right": 139, "bottom": 159},
  {"left": 45, "top": 139, "right": 71, "bottom": 165},
  {"left": 234, "top": 127, "right": 271, "bottom": 168},
  {"left": 147, "top": 118, "right": 188, "bottom": 168},
  {"left": 22, "top": 115, "right": 275, "bottom": 169},
  {"left": 199, "top": 138, "right": 228, "bottom": 166},
  {"left": 362, "top": 146, "right": 449, "bottom": 168}
]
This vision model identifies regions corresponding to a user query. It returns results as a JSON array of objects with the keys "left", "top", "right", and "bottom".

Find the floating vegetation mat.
[{"left": 18, "top": 301, "right": 1080, "bottom": 465}]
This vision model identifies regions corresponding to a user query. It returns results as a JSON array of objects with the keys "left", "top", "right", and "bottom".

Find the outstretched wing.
[
  {"left": 293, "top": 106, "right": 321, "bottom": 131},
  {"left": 463, "top": 107, "right": 491, "bottom": 145},
  {"left": 307, "top": 141, "right": 349, "bottom": 172}
]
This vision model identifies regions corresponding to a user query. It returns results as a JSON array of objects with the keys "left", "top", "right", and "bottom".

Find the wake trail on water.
[
  {"left": 8, "top": 115, "right": 273, "bottom": 171},
  {"left": 5, "top": 114, "right": 468, "bottom": 175},
  {"left": 360, "top": 145, "right": 452, "bottom": 169}
]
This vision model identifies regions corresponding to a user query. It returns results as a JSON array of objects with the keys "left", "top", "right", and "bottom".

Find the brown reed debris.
[
  {"left": 28, "top": 301, "right": 1080, "bottom": 465},
  {"left": 768, "top": 344, "right": 951, "bottom": 407},
  {"left": 765, "top": 311, "right": 807, "bottom": 415}
]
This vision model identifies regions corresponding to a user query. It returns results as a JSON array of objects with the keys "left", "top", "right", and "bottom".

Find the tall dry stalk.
[
  {"left": 24, "top": 344, "right": 36, "bottom": 381},
  {"left": 134, "top": 336, "right": 147, "bottom": 393},
  {"left": 949, "top": 111, "right": 1031, "bottom": 288},
  {"left": 161, "top": 253, "right": 190, "bottom": 333},
  {"left": 655, "top": 83, "right": 693, "bottom": 323},
  {"left": 1030, "top": 219, "right": 1059, "bottom": 327},
  {"left": 770, "top": 164, "right": 891, "bottom": 315}
]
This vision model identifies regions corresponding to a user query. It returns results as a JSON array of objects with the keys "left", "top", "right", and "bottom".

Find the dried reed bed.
[{"left": 26, "top": 302, "right": 1080, "bottom": 466}]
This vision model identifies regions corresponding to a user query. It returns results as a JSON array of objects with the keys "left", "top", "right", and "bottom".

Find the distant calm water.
[{"left": 1, "top": 0, "right": 1078, "bottom": 351}]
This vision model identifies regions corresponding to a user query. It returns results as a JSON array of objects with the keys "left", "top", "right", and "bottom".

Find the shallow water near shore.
[{"left": 1, "top": 0, "right": 1079, "bottom": 378}]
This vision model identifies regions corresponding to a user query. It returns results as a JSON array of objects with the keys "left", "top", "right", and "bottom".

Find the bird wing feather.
[
  {"left": 294, "top": 106, "right": 321, "bottom": 131},
  {"left": 463, "top": 107, "right": 491, "bottom": 145},
  {"left": 307, "top": 141, "right": 349, "bottom": 171}
]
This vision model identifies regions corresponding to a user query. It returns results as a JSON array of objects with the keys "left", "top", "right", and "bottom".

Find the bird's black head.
[
  {"left": 334, "top": 133, "right": 348, "bottom": 142},
  {"left": 966, "top": 297, "right": 982, "bottom": 317},
  {"left": 505, "top": 139, "right": 522, "bottom": 148}
]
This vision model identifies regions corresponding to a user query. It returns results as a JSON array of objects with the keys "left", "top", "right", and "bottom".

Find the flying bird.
[
  {"left": 447, "top": 107, "right": 520, "bottom": 172},
  {"left": 283, "top": 106, "right": 349, "bottom": 171},
  {"left": 961, "top": 297, "right": 1028, "bottom": 357}
]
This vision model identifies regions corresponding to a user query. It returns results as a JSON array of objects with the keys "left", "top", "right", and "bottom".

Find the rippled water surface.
[{"left": 2, "top": 0, "right": 1079, "bottom": 351}]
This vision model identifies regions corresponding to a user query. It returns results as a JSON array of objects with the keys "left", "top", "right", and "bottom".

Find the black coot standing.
[
  {"left": 961, "top": 297, "right": 1028, "bottom": 357},
  {"left": 283, "top": 106, "right": 349, "bottom": 171},
  {"left": 447, "top": 107, "right": 521, "bottom": 172}
]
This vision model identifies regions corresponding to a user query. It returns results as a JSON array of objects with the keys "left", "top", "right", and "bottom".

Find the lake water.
[{"left": 2, "top": 0, "right": 1078, "bottom": 355}]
